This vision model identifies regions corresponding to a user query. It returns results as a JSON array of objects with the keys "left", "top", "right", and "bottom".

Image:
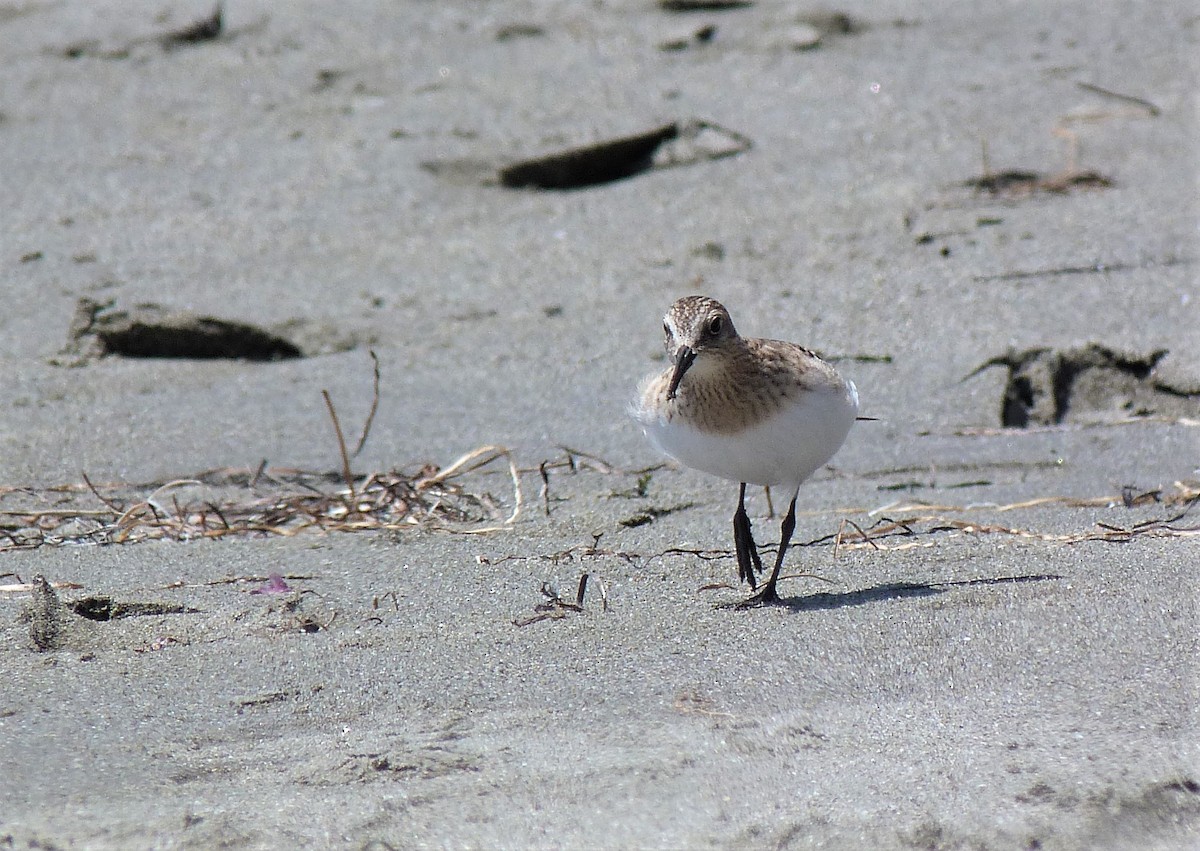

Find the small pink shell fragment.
[{"left": 250, "top": 573, "right": 292, "bottom": 595}]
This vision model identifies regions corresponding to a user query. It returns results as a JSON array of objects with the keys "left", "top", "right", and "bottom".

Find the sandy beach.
[{"left": 2, "top": 1, "right": 1197, "bottom": 848}]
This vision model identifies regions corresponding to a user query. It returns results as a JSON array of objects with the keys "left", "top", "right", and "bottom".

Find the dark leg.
[
  {"left": 732, "top": 482, "right": 763, "bottom": 589},
  {"left": 738, "top": 492, "right": 798, "bottom": 607}
]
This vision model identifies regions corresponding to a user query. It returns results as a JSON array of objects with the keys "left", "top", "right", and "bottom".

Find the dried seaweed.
[
  {"left": 965, "top": 133, "right": 1114, "bottom": 198},
  {"left": 513, "top": 572, "right": 609, "bottom": 626},
  {"left": 833, "top": 481, "right": 1200, "bottom": 551},
  {"left": 866, "top": 480, "right": 1199, "bottom": 517},
  {"left": 482, "top": 482, "right": 1200, "bottom": 575},
  {"left": 479, "top": 534, "right": 640, "bottom": 568},
  {"left": 0, "top": 446, "right": 522, "bottom": 553},
  {"left": 829, "top": 509, "right": 1200, "bottom": 553}
]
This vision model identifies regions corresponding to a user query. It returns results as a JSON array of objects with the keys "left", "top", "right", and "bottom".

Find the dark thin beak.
[{"left": 666, "top": 346, "right": 696, "bottom": 400}]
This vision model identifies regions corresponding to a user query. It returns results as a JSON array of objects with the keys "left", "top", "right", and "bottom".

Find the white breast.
[{"left": 639, "top": 380, "right": 858, "bottom": 490}]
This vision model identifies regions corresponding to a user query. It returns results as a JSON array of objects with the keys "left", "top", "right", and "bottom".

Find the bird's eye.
[
  {"left": 663, "top": 322, "right": 671, "bottom": 338},
  {"left": 707, "top": 316, "right": 723, "bottom": 336}
]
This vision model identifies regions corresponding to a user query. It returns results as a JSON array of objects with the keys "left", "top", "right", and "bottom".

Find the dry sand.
[{"left": 2, "top": 1, "right": 1198, "bottom": 848}]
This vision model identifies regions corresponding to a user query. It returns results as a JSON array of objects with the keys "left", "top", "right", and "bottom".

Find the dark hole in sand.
[
  {"left": 62, "top": 4, "right": 224, "bottom": 59},
  {"left": 420, "top": 120, "right": 751, "bottom": 190},
  {"left": 969, "top": 344, "right": 1199, "bottom": 427},
  {"left": 424, "top": 121, "right": 748, "bottom": 187},
  {"left": 64, "top": 298, "right": 303, "bottom": 362},
  {"left": 98, "top": 318, "right": 302, "bottom": 360},
  {"left": 963, "top": 169, "right": 1114, "bottom": 196},
  {"left": 69, "top": 596, "right": 200, "bottom": 621},
  {"left": 161, "top": 4, "right": 223, "bottom": 49},
  {"left": 499, "top": 124, "right": 680, "bottom": 189},
  {"left": 659, "top": 0, "right": 753, "bottom": 11}
]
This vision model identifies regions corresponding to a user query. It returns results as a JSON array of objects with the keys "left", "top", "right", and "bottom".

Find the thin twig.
[
  {"left": 776, "top": 571, "right": 836, "bottom": 585},
  {"left": 352, "top": 350, "right": 381, "bottom": 458},
  {"left": 82, "top": 471, "right": 122, "bottom": 511},
  {"left": 322, "top": 390, "right": 356, "bottom": 502},
  {"left": 833, "top": 516, "right": 880, "bottom": 560},
  {"left": 206, "top": 502, "right": 231, "bottom": 530},
  {"left": 420, "top": 445, "right": 522, "bottom": 525},
  {"left": 145, "top": 479, "right": 203, "bottom": 515},
  {"left": 556, "top": 445, "right": 617, "bottom": 474},
  {"left": 0, "top": 508, "right": 113, "bottom": 518},
  {"left": 1076, "top": 81, "right": 1161, "bottom": 116},
  {"left": 979, "top": 138, "right": 994, "bottom": 180},
  {"left": 539, "top": 461, "right": 551, "bottom": 516}
]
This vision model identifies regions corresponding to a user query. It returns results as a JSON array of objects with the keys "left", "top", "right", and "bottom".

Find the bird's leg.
[
  {"left": 732, "top": 482, "right": 763, "bottom": 589},
  {"left": 738, "top": 491, "right": 797, "bottom": 607}
]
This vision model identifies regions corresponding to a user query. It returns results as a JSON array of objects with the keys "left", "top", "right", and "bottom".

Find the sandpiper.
[{"left": 634, "top": 296, "right": 859, "bottom": 606}]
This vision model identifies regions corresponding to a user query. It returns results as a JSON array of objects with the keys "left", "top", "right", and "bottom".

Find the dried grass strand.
[
  {"left": 0, "top": 445, "right": 523, "bottom": 552},
  {"left": 322, "top": 390, "right": 356, "bottom": 502},
  {"left": 352, "top": 350, "right": 381, "bottom": 458}
]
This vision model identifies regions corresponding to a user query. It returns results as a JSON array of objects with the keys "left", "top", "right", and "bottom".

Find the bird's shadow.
[{"left": 727, "top": 573, "right": 1063, "bottom": 612}]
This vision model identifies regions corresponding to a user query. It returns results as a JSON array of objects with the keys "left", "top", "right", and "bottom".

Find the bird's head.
[{"left": 662, "top": 296, "right": 739, "bottom": 400}]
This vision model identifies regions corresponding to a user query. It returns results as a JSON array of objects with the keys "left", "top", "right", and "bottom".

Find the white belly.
[{"left": 640, "top": 380, "right": 858, "bottom": 490}]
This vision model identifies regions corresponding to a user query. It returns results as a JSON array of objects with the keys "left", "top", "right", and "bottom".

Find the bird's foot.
[
  {"left": 733, "top": 582, "right": 783, "bottom": 609},
  {"left": 733, "top": 490, "right": 763, "bottom": 589}
]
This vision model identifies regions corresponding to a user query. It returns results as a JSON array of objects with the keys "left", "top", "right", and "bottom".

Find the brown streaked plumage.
[
  {"left": 642, "top": 336, "right": 844, "bottom": 435},
  {"left": 633, "top": 295, "right": 860, "bottom": 606}
]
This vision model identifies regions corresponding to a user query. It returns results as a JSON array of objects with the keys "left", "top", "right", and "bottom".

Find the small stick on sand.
[
  {"left": 352, "top": 350, "right": 381, "bottom": 458},
  {"left": 539, "top": 461, "right": 552, "bottom": 516},
  {"left": 322, "top": 390, "right": 356, "bottom": 503}
]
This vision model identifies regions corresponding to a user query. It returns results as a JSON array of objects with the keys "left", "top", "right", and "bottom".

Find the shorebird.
[{"left": 634, "top": 296, "right": 859, "bottom": 606}]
